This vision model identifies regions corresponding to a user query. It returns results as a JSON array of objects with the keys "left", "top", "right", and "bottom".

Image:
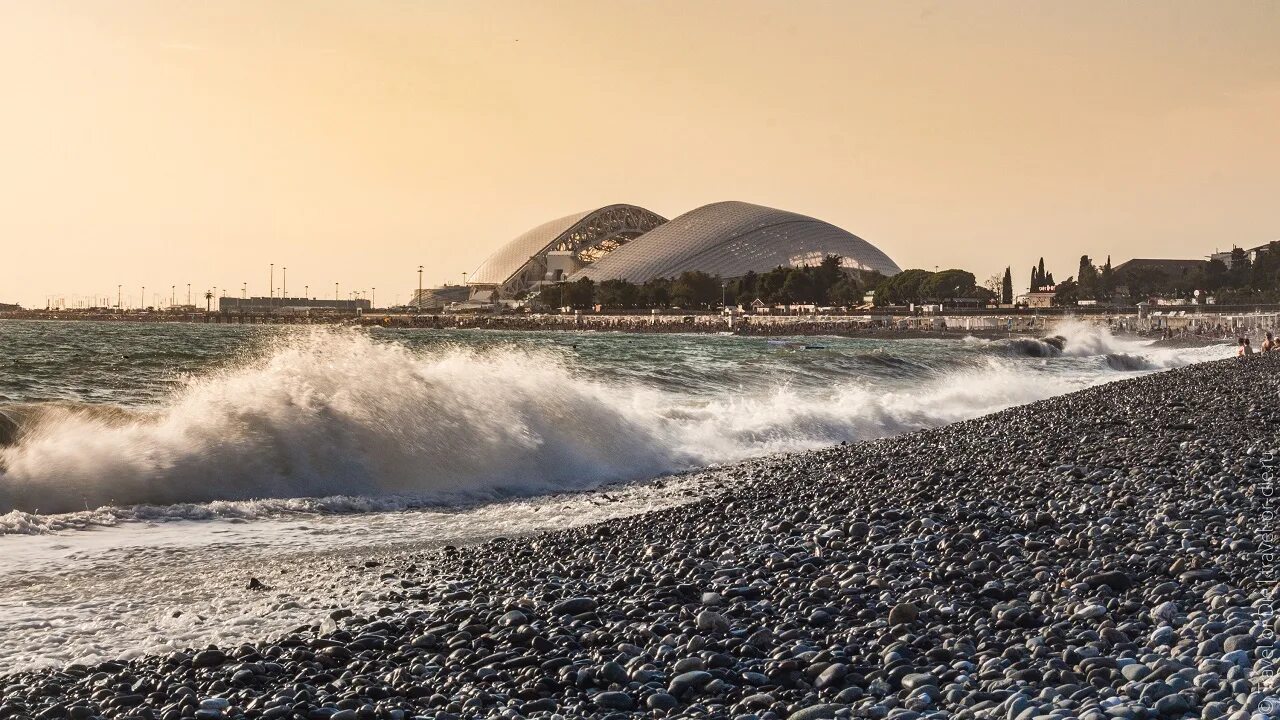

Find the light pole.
[
  {"left": 335, "top": 282, "right": 339, "bottom": 301},
  {"left": 117, "top": 284, "right": 122, "bottom": 311},
  {"left": 171, "top": 285, "right": 175, "bottom": 308},
  {"left": 142, "top": 286, "right": 146, "bottom": 310},
  {"left": 282, "top": 266, "right": 287, "bottom": 299},
  {"left": 242, "top": 282, "right": 247, "bottom": 299},
  {"left": 417, "top": 265, "right": 424, "bottom": 313},
  {"left": 270, "top": 263, "right": 274, "bottom": 301},
  {"left": 372, "top": 287, "right": 376, "bottom": 309},
  {"left": 304, "top": 284, "right": 309, "bottom": 300},
  {"left": 187, "top": 283, "right": 191, "bottom": 306}
]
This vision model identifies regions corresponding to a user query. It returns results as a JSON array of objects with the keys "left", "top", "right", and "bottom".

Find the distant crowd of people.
[{"left": 1238, "top": 331, "right": 1277, "bottom": 356}]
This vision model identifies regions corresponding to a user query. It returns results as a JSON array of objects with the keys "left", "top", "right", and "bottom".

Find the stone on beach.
[{"left": 0, "top": 353, "right": 1273, "bottom": 720}]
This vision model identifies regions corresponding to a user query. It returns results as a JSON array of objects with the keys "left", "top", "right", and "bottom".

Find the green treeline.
[
  {"left": 535, "top": 256, "right": 884, "bottom": 309},
  {"left": 531, "top": 244, "right": 1280, "bottom": 311}
]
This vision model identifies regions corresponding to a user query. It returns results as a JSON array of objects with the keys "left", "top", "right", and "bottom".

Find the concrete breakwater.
[{"left": 0, "top": 355, "right": 1275, "bottom": 720}]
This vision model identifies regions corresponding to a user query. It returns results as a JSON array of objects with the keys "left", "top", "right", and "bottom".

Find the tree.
[
  {"left": 596, "top": 279, "right": 639, "bottom": 308},
  {"left": 1099, "top": 256, "right": 1115, "bottom": 299},
  {"left": 874, "top": 268, "right": 932, "bottom": 306},
  {"left": 1227, "top": 247, "right": 1251, "bottom": 288},
  {"left": 828, "top": 277, "right": 861, "bottom": 307},
  {"left": 671, "top": 271, "right": 720, "bottom": 307},
  {"left": 1052, "top": 278, "right": 1079, "bottom": 306},
  {"left": 1203, "top": 258, "right": 1228, "bottom": 292},
  {"left": 781, "top": 269, "right": 815, "bottom": 303},
  {"left": 922, "top": 269, "right": 977, "bottom": 300},
  {"left": 1077, "top": 255, "right": 1099, "bottom": 299},
  {"left": 1001, "top": 267, "right": 1013, "bottom": 304},
  {"left": 640, "top": 278, "right": 673, "bottom": 307},
  {"left": 565, "top": 277, "right": 595, "bottom": 308},
  {"left": 814, "top": 255, "right": 844, "bottom": 300}
]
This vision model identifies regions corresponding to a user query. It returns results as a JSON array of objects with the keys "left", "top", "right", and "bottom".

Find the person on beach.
[
  {"left": 1263, "top": 332, "right": 1275, "bottom": 352},
  {"left": 1238, "top": 338, "right": 1254, "bottom": 357}
]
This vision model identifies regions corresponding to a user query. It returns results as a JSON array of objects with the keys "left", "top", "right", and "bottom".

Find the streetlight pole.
[
  {"left": 171, "top": 285, "right": 175, "bottom": 308},
  {"left": 372, "top": 287, "right": 376, "bottom": 309},
  {"left": 117, "top": 285, "right": 122, "bottom": 311},
  {"left": 304, "top": 285, "right": 309, "bottom": 301},
  {"left": 270, "top": 263, "right": 274, "bottom": 301},
  {"left": 187, "top": 283, "right": 191, "bottom": 306},
  {"left": 142, "top": 286, "right": 146, "bottom": 310},
  {"left": 242, "top": 282, "right": 246, "bottom": 299},
  {"left": 335, "top": 282, "right": 339, "bottom": 301},
  {"left": 282, "top": 267, "right": 287, "bottom": 299},
  {"left": 417, "top": 265, "right": 423, "bottom": 313}
]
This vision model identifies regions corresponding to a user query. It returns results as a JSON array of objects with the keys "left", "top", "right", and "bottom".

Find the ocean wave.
[{"left": 0, "top": 325, "right": 1220, "bottom": 528}]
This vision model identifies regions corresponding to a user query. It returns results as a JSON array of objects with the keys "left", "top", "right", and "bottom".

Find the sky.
[{"left": 1, "top": 0, "right": 1277, "bottom": 308}]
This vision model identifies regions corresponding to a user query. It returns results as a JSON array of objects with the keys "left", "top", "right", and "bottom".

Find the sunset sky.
[{"left": 1, "top": 1, "right": 1277, "bottom": 307}]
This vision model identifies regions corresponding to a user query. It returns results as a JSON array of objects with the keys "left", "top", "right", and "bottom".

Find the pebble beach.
[{"left": 1, "top": 354, "right": 1275, "bottom": 720}]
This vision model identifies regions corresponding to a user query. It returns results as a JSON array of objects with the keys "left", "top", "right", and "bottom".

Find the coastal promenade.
[
  {"left": 3, "top": 306, "right": 1277, "bottom": 340},
  {"left": 0, "top": 354, "right": 1272, "bottom": 719}
]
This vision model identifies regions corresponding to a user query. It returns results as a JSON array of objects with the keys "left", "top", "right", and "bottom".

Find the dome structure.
[
  {"left": 570, "top": 201, "right": 900, "bottom": 284},
  {"left": 467, "top": 204, "right": 668, "bottom": 300}
]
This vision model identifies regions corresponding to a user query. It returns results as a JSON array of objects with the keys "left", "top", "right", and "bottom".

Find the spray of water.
[{"left": 0, "top": 325, "right": 1221, "bottom": 519}]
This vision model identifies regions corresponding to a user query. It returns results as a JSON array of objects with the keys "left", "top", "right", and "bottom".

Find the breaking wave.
[{"left": 0, "top": 325, "right": 1218, "bottom": 528}]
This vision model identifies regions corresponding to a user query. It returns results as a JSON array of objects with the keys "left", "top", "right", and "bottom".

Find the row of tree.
[
  {"left": 873, "top": 268, "right": 989, "bottom": 306},
  {"left": 1029, "top": 245, "right": 1280, "bottom": 305},
  {"left": 534, "top": 243, "right": 1280, "bottom": 311},
  {"left": 534, "top": 256, "right": 887, "bottom": 309}
]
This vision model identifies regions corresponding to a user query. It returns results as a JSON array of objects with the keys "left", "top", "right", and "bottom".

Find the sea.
[{"left": 0, "top": 319, "right": 1227, "bottom": 671}]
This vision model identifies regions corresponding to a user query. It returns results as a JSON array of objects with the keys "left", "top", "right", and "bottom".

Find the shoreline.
[
  {"left": 0, "top": 312, "right": 1240, "bottom": 346},
  {"left": 0, "top": 355, "right": 1272, "bottom": 719}
]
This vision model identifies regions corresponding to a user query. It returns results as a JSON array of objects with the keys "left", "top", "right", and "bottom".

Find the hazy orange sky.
[{"left": 2, "top": 1, "right": 1277, "bottom": 307}]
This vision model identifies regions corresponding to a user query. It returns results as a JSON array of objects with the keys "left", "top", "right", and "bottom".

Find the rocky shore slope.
[{"left": 2, "top": 356, "right": 1276, "bottom": 720}]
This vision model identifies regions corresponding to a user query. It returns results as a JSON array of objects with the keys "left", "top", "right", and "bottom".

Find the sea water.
[{"left": 0, "top": 319, "right": 1227, "bottom": 670}]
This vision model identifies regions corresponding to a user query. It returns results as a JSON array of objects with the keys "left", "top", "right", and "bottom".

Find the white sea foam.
[{"left": 0, "top": 325, "right": 1225, "bottom": 527}]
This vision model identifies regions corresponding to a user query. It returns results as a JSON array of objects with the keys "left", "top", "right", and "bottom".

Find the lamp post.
[
  {"left": 170, "top": 285, "right": 175, "bottom": 308},
  {"left": 187, "top": 283, "right": 191, "bottom": 306},
  {"left": 304, "top": 285, "right": 309, "bottom": 301},
  {"left": 282, "top": 267, "right": 287, "bottom": 299},
  {"left": 269, "top": 263, "right": 274, "bottom": 301},
  {"left": 142, "top": 286, "right": 146, "bottom": 310},
  {"left": 335, "top": 282, "right": 339, "bottom": 301},
  {"left": 417, "top": 265, "right": 424, "bottom": 313},
  {"left": 241, "top": 282, "right": 246, "bottom": 299},
  {"left": 372, "top": 287, "right": 376, "bottom": 309},
  {"left": 117, "top": 285, "right": 122, "bottom": 311}
]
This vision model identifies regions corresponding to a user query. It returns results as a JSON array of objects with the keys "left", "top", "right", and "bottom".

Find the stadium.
[{"left": 465, "top": 201, "right": 901, "bottom": 303}]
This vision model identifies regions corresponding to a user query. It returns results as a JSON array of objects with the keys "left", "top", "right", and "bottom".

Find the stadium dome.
[
  {"left": 468, "top": 204, "right": 667, "bottom": 300},
  {"left": 571, "top": 201, "right": 900, "bottom": 284}
]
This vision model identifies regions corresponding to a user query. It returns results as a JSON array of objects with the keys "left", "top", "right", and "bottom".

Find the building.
[
  {"left": 572, "top": 201, "right": 901, "bottom": 285},
  {"left": 409, "top": 285, "right": 471, "bottom": 311},
  {"left": 1210, "top": 243, "right": 1279, "bottom": 268},
  {"left": 467, "top": 204, "right": 669, "bottom": 302},
  {"left": 218, "top": 297, "right": 371, "bottom": 313},
  {"left": 0, "top": 302, "right": 20, "bottom": 312},
  {"left": 1112, "top": 258, "right": 1206, "bottom": 277},
  {"left": 464, "top": 200, "right": 901, "bottom": 304},
  {"left": 1026, "top": 291, "right": 1056, "bottom": 308}
]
